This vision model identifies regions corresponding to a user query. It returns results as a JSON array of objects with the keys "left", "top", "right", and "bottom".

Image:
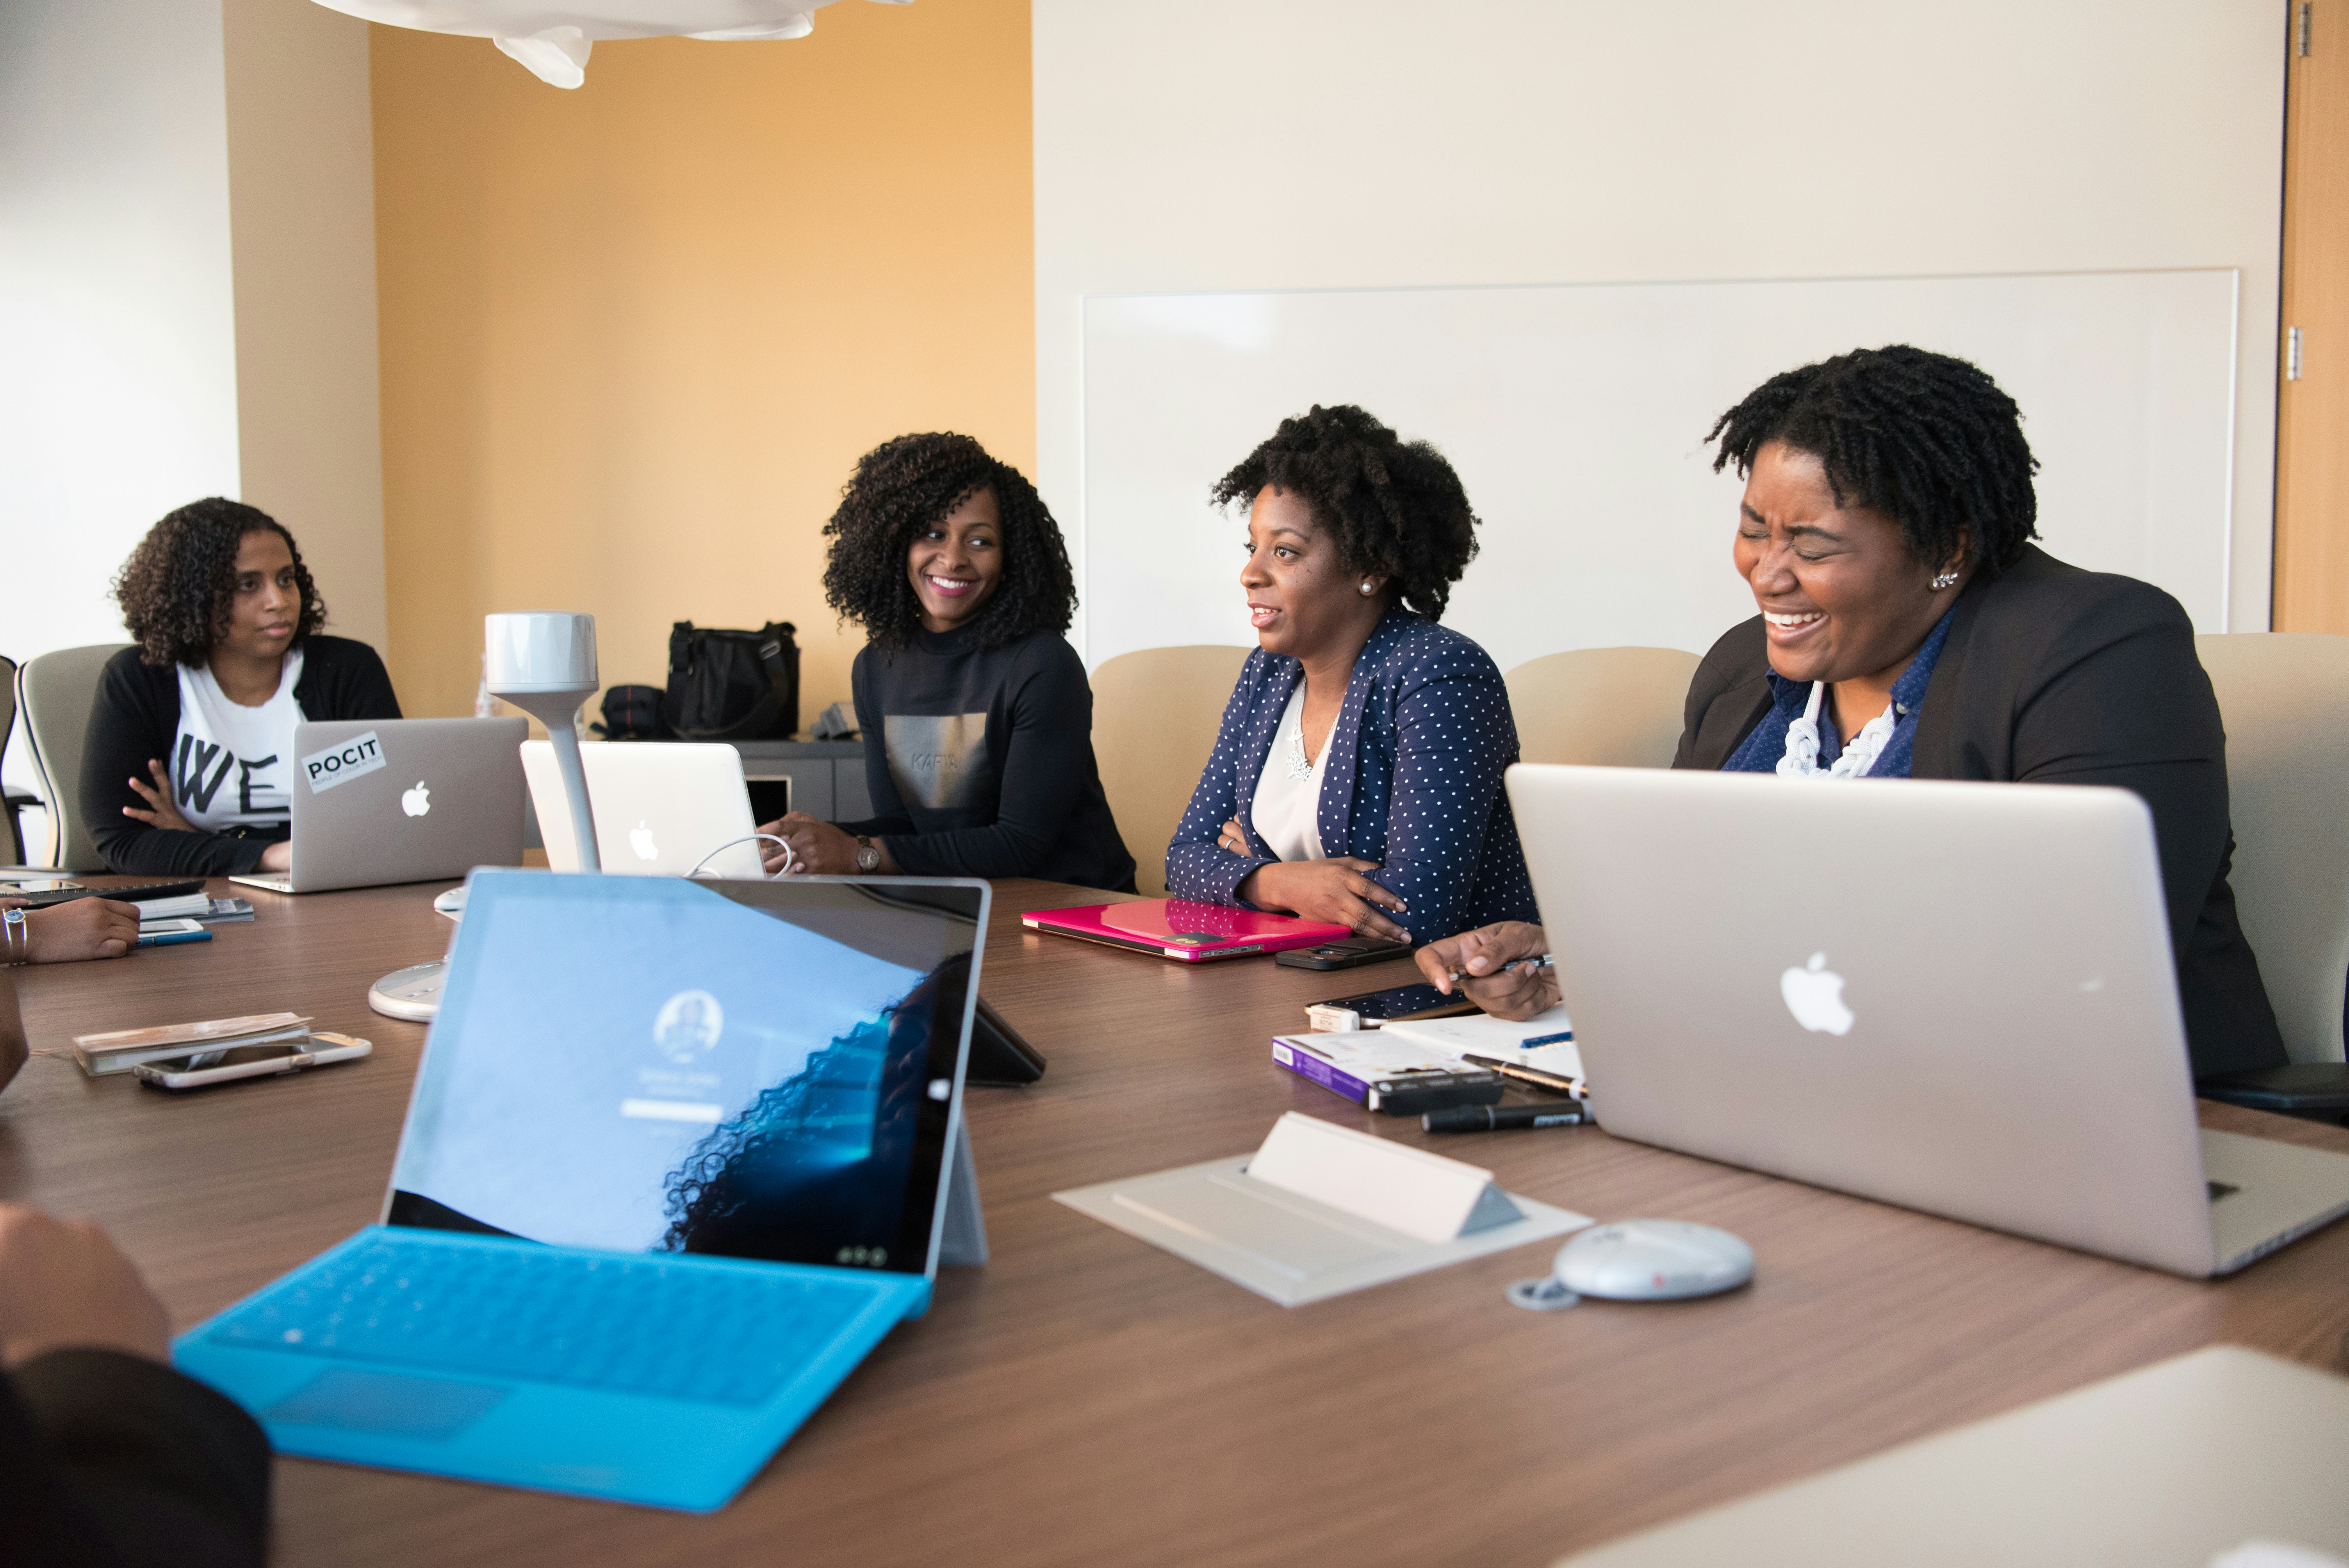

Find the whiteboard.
[{"left": 1078, "top": 270, "right": 2240, "bottom": 675}]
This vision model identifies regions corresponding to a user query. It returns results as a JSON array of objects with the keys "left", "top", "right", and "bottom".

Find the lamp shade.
[
  {"left": 485, "top": 611, "right": 597, "bottom": 696},
  {"left": 311, "top": 1, "right": 907, "bottom": 88}
]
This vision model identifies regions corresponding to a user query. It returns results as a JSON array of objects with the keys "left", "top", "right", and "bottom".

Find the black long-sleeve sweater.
[
  {"left": 840, "top": 625, "right": 1136, "bottom": 892},
  {"left": 2, "top": 1348, "right": 272, "bottom": 1568},
  {"left": 82, "top": 636, "right": 402, "bottom": 876}
]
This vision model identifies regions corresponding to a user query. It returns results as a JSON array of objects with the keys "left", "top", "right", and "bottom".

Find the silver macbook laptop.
[
  {"left": 522, "top": 741, "right": 766, "bottom": 878},
  {"left": 1556, "top": 1345, "right": 2349, "bottom": 1566},
  {"left": 1508, "top": 764, "right": 2349, "bottom": 1278},
  {"left": 232, "top": 718, "right": 528, "bottom": 894}
]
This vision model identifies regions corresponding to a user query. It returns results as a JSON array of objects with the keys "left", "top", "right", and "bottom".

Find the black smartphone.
[
  {"left": 1314, "top": 980, "right": 1481, "bottom": 1024},
  {"left": 1274, "top": 937, "right": 1415, "bottom": 972},
  {"left": 7, "top": 878, "right": 204, "bottom": 909}
]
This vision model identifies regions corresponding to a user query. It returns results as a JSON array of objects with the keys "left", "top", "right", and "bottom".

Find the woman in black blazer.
[
  {"left": 1420, "top": 346, "right": 2285, "bottom": 1081},
  {"left": 82, "top": 498, "right": 401, "bottom": 878}
]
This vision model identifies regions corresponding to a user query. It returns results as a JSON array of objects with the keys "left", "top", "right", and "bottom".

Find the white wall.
[
  {"left": 1034, "top": 0, "right": 2288, "bottom": 660},
  {"left": 0, "top": 0, "right": 383, "bottom": 826},
  {"left": 0, "top": 0, "right": 242, "bottom": 666}
]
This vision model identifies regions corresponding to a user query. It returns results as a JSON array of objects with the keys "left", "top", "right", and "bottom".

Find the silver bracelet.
[{"left": 2, "top": 907, "right": 29, "bottom": 967}]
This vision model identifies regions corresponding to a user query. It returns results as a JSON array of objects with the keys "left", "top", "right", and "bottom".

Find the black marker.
[{"left": 1422, "top": 1102, "right": 1596, "bottom": 1133}]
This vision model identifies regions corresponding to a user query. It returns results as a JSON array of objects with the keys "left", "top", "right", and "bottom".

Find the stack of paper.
[
  {"left": 132, "top": 892, "right": 213, "bottom": 923},
  {"left": 1378, "top": 1004, "right": 1583, "bottom": 1083},
  {"left": 70, "top": 1013, "right": 313, "bottom": 1076}
]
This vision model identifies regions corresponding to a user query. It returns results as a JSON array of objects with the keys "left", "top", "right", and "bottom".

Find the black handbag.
[{"left": 662, "top": 621, "right": 800, "bottom": 742}]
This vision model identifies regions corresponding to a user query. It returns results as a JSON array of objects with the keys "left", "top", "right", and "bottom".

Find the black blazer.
[
  {"left": 1673, "top": 545, "right": 2285, "bottom": 1080},
  {"left": 82, "top": 635, "right": 402, "bottom": 877}
]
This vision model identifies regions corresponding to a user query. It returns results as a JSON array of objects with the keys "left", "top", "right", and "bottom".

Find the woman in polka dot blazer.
[{"left": 1164, "top": 404, "right": 1537, "bottom": 943}]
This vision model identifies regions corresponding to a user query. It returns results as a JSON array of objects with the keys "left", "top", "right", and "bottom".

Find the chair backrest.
[
  {"left": 2196, "top": 633, "right": 2349, "bottom": 1065},
  {"left": 1505, "top": 646, "right": 1702, "bottom": 770},
  {"left": 18, "top": 644, "right": 132, "bottom": 873},
  {"left": 1089, "top": 644, "right": 1254, "bottom": 897}
]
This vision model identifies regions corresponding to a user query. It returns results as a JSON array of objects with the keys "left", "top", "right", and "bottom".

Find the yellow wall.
[{"left": 370, "top": 0, "right": 1035, "bottom": 724}]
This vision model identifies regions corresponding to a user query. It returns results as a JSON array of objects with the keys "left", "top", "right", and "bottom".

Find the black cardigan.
[
  {"left": 82, "top": 636, "right": 402, "bottom": 877},
  {"left": 1673, "top": 545, "right": 2286, "bottom": 1081},
  {"left": 1, "top": 1348, "right": 272, "bottom": 1568}
]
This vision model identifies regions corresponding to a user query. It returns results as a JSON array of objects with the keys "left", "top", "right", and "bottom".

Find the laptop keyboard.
[{"left": 205, "top": 1234, "right": 884, "bottom": 1408}]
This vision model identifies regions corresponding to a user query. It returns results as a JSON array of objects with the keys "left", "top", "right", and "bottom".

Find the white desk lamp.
[
  {"left": 367, "top": 611, "right": 603, "bottom": 1022},
  {"left": 484, "top": 611, "right": 602, "bottom": 871}
]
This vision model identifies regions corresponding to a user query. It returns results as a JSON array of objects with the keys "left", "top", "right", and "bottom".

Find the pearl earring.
[
  {"left": 1931, "top": 569, "right": 1960, "bottom": 590},
  {"left": 1360, "top": 581, "right": 1375, "bottom": 596}
]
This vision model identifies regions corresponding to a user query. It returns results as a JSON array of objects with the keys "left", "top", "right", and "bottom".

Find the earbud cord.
[{"left": 686, "top": 832, "right": 798, "bottom": 880}]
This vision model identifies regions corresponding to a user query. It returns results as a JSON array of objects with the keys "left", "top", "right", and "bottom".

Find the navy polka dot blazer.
[{"left": 1165, "top": 608, "right": 1538, "bottom": 943}]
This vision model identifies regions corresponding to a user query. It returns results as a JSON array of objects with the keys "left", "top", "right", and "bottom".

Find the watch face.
[{"left": 857, "top": 845, "right": 881, "bottom": 872}]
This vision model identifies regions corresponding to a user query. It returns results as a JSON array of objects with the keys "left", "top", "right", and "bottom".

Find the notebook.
[
  {"left": 1021, "top": 898, "right": 1350, "bottom": 961},
  {"left": 173, "top": 870, "right": 992, "bottom": 1512}
]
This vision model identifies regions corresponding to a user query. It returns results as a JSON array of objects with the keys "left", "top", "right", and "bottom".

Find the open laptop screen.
[{"left": 387, "top": 870, "right": 986, "bottom": 1277}]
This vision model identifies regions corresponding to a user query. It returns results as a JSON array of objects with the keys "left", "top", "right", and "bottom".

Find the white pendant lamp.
[{"left": 310, "top": 1, "right": 909, "bottom": 89}]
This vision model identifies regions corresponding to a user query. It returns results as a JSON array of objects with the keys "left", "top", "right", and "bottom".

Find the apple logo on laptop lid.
[
  {"left": 1780, "top": 952, "right": 1854, "bottom": 1035},
  {"left": 630, "top": 821, "right": 659, "bottom": 861},
  {"left": 400, "top": 782, "right": 431, "bottom": 818}
]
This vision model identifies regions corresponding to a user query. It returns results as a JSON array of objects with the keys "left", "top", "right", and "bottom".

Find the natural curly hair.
[
  {"left": 1707, "top": 345, "right": 2041, "bottom": 576},
  {"left": 821, "top": 434, "right": 1076, "bottom": 652},
  {"left": 113, "top": 497, "right": 326, "bottom": 667},
  {"left": 1209, "top": 404, "right": 1481, "bottom": 622}
]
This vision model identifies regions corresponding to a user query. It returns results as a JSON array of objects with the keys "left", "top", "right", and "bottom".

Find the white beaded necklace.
[
  {"left": 1776, "top": 680, "right": 1905, "bottom": 780},
  {"left": 1285, "top": 715, "right": 1319, "bottom": 781}
]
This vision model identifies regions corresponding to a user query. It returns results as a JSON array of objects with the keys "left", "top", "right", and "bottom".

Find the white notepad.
[{"left": 1379, "top": 1003, "right": 1583, "bottom": 1081}]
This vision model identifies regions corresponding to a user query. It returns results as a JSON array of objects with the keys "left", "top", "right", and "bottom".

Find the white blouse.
[{"left": 1248, "top": 684, "right": 1327, "bottom": 864}]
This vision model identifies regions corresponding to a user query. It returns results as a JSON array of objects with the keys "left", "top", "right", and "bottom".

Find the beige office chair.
[
  {"left": 17, "top": 644, "right": 132, "bottom": 873},
  {"left": 2195, "top": 633, "right": 2349, "bottom": 1065},
  {"left": 0, "top": 655, "right": 29, "bottom": 864},
  {"left": 1089, "top": 645, "right": 1253, "bottom": 896},
  {"left": 1505, "top": 646, "right": 1702, "bottom": 769}
]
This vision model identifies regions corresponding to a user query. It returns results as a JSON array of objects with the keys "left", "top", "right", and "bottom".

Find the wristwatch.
[{"left": 854, "top": 836, "right": 882, "bottom": 874}]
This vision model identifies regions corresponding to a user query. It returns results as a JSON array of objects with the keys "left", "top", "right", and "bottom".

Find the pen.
[
  {"left": 1460, "top": 1052, "right": 1584, "bottom": 1098},
  {"left": 1446, "top": 952, "right": 1554, "bottom": 983},
  {"left": 1422, "top": 1102, "right": 1596, "bottom": 1133}
]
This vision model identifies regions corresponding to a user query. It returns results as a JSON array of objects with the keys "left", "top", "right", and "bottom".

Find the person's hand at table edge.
[
  {"left": 0, "top": 1203, "right": 170, "bottom": 1368},
  {"left": 4, "top": 897, "right": 141, "bottom": 963},
  {"left": 1239, "top": 858, "right": 1410, "bottom": 943},
  {"left": 1416, "top": 920, "right": 1557, "bottom": 1019}
]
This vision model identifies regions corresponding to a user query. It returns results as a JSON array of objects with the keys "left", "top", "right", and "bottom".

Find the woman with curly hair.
[
  {"left": 1417, "top": 346, "right": 2283, "bottom": 1081},
  {"left": 82, "top": 498, "right": 399, "bottom": 876},
  {"left": 759, "top": 433, "right": 1135, "bottom": 890},
  {"left": 1166, "top": 404, "right": 1535, "bottom": 942}
]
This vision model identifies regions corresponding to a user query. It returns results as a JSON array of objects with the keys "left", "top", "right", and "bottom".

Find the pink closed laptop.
[{"left": 1021, "top": 899, "right": 1351, "bottom": 962}]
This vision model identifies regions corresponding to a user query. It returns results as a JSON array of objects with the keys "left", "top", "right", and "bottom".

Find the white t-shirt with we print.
[{"left": 170, "top": 650, "right": 306, "bottom": 832}]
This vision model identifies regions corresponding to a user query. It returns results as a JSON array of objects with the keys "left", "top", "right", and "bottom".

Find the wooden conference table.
[{"left": 6, "top": 875, "right": 2349, "bottom": 1568}]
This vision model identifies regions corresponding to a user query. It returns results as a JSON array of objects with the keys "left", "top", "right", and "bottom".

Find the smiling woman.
[
  {"left": 81, "top": 499, "right": 402, "bottom": 877},
  {"left": 757, "top": 433, "right": 1135, "bottom": 891},
  {"left": 1419, "top": 347, "right": 2286, "bottom": 1082}
]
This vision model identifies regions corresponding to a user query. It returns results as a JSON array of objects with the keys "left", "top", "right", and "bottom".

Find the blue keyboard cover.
[{"left": 203, "top": 1231, "right": 880, "bottom": 1408}]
